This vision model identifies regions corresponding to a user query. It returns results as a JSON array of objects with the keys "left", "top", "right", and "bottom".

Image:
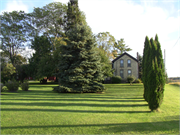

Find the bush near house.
[
  {"left": 135, "top": 79, "right": 142, "bottom": 83},
  {"left": 111, "top": 76, "right": 122, "bottom": 84},
  {"left": 127, "top": 75, "right": 135, "bottom": 85}
]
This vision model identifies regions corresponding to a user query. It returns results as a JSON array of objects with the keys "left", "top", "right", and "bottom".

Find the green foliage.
[
  {"left": 56, "top": 1, "right": 105, "bottom": 93},
  {"left": 135, "top": 79, "right": 142, "bottom": 83},
  {"left": 97, "top": 47, "right": 113, "bottom": 78},
  {"left": 1, "top": 11, "right": 32, "bottom": 66},
  {"left": 142, "top": 34, "right": 165, "bottom": 111},
  {"left": 1, "top": 86, "right": 8, "bottom": 92},
  {"left": 21, "top": 81, "right": 29, "bottom": 91},
  {"left": 57, "top": 24, "right": 105, "bottom": 93},
  {"left": 127, "top": 75, "right": 135, "bottom": 85},
  {"left": 148, "top": 58, "right": 164, "bottom": 111},
  {"left": 1, "top": 83, "right": 8, "bottom": 92},
  {"left": 113, "top": 38, "right": 132, "bottom": 57},
  {"left": 29, "top": 36, "right": 53, "bottom": 79},
  {"left": 142, "top": 36, "right": 151, "bottom": 102},
  {"left": 5, "top": 79, "right": 19, "bottom": 92},
  {"left": 16, "top": 64, "right": 29, "bottom": 83},
  {"left": 31, "top": 2, "right": 67, "bottom": 38},
  {"left": 111, "top": 76, "right": 122, "bottom": 84},
  {"left": 1, "top": 63, "right": 16, "bottom": 83},
  {"left": 66, "top": 0, "right": 87, "bottom": 31}
]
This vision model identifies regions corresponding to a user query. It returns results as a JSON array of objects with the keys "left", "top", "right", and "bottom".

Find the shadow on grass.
[
  {"left": 1, "top": 102, "right": 148, "bottom": 107},
  {"left": 1, "top": 120, "right": 178, "bottom": 133},
  {"left": 1, "top": 98, "right": 145, "bottom": 103},
  {"left": 1, "top": 108, "right": 150, "bottom": 113}
]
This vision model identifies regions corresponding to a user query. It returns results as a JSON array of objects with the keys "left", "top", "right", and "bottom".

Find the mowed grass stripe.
[{"left": 1, "top": 83, "right": 179, "bottom": 134}]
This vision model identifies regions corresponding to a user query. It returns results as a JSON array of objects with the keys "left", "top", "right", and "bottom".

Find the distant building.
[{"left": 112, "top": 52, "right": 139, "bottom": 82}]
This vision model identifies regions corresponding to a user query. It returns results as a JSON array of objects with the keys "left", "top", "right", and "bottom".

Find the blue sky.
[{"left": 0, "top": 0, "right": 179, "bottom": 77}]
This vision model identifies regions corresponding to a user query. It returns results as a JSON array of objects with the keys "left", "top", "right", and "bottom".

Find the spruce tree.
[
  {"left": 65, "top": 0, "right": 86, "bottom": 31},
  {"left": 55, "top": 0, "right": 105, "bottom": 93}
]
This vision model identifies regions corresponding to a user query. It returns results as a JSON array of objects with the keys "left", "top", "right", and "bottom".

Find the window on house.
[
  {"left": 127, "top": 59, "right": 131, "bottom": 67},
  {"left": 120, "top": 69, "right": 124, "bottom": 78},
  {"left": 128, "top": 69, "right": 132, "bottom": 76},
  {"left": 120, "top": 59, "right": 124, "bottom": 67}
]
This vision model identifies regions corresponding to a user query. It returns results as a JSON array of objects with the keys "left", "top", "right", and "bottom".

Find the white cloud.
[{"left": 1, "top": 0, "right": 29, "bottom": 13}]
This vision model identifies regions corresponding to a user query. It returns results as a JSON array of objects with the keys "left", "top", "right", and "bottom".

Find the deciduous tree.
[
  {"left": 113, "top": 38, "right": 132, "bottom": 57},
  {"left": 1, "top": 11, "right": 32, "bottom": 66}
]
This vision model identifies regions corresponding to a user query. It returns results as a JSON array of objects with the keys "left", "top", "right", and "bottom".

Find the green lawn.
[{"left": 1, "top": 83, "right": 179, "bottom": 134}]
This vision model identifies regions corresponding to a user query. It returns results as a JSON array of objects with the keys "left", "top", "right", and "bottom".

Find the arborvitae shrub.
[
  {"left": 127, "top": 75, "right": 135, "bottom": 85},
  {"left": 5, "top": 80, "right": 19, "bottom": 92},
  {"left": 21, "top": 81, "right": 29, "bottom": 91},
  {"left": 111, "top": 76, "right": 122, "bottom": 84}
]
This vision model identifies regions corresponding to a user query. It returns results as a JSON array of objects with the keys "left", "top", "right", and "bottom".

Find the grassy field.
[{"left": 1, "top": 83, "right": 179, "bottom": 134}]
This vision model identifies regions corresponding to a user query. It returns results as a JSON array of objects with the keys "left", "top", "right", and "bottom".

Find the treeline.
[{"left": 0, "top": 1, "right": 132, "bottom": 83}]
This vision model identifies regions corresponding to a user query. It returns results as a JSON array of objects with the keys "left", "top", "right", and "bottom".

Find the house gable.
[{"left": 112, "top": 52, "right": 138, "bottom": 63}]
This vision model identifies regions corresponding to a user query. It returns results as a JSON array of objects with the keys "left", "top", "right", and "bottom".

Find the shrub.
[
  {"left": 5, "top": 80, "right": 19, "bottom": 92},
  {"left": 21, "top": 81, "right": 29, "bottom": 91},
  {"left": 1, "top": 83, "right": 8, "bottom": 92},
  {"left": 135, "top": 79, "right": 142, "bottom": 83},
  {"left": 127, "top": 75, "right": 135, "bottom": 85},
  {"left": 111, "top": 76, "right": 122, "bottom": 84},
  {"left": 1, "top": 86, "right": 8, "bottom": 92}
]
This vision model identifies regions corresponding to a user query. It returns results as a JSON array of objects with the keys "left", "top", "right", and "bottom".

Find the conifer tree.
[
  {"left": 143, "top": 36, "right": 165, "bottom": 111},
  {"left": 148, "top": 57, "right": 159, "bottom": 111},
  {"left": 55, "top": 0, "right": 105, "bottom": 93},
  {"left": 142, "top": 36, "right": 151, "bottom": 102},
  {"left": 154, "top": 34, "right": 165, "bottom": 74}
]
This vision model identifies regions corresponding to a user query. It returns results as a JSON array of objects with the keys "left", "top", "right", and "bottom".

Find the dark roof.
[{"left": 112, "top": 52, "right": 138, "bottom": 63}]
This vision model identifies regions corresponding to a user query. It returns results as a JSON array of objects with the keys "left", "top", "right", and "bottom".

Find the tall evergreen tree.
[
  {"left": 142, "top": 36, "right": 151, "bottom": 102},
  {"left": 55, "top": 0, "right": 105, "bottom": 93},
  {"left": 65, "top": 0, "right": 86, "bottom": 32},
  {"left": 154, "top": 34, "right": 165, "bottom": 73},
  {"left": 142, "top": 35, "right": 165, "bottom": 111}
]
